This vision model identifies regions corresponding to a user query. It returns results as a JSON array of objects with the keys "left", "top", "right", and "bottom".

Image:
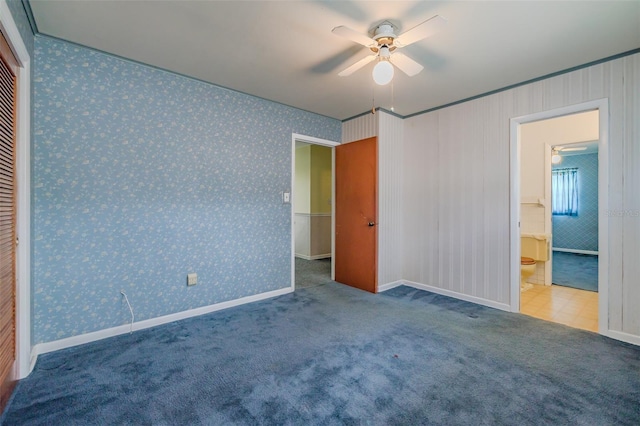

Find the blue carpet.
[
  {"left": 552, "top": 251, "right": 598, "bottom": 292},
  {"left": 3, "top": 283, "right": 639, "bottom": 425},
  {"left": 295, "top": 258, "right": 332, "bottom": 289}
]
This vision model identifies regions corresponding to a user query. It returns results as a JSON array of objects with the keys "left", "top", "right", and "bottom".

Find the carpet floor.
[
  {"left": 3, "top": 283, "right": 639, "bottom": 425},
  {"left": 295, "top": 258, "right": 332, "bottom": 289},
  {"left": 552, "top": 251, "right": 598, "bottom": 292}
]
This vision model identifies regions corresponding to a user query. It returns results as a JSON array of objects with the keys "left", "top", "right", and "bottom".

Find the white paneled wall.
[
  {"left": 342, "top": 53, "right": 640, "bottom": 342},
  {"left": 403, "top": 114, "right": 439, "bottom": 288},
  {"left": 377, "top": 112, "right": 404, "bottom": 286},
  {"left": 404, "top": 96, "right": 511, "bottom": 307},
  {"left": 342, "top": 112, "right": 378, "bottom": 143},
  {"left": 621, "top": 55, "right": 640, "bottom": 336},
  {"left": 402, "top": 52, "right": 640, "bottom": 339}
]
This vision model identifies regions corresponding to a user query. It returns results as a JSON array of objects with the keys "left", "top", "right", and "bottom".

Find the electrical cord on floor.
[{"left": 120, "top": 291, "right": 135, "bottom": 334}]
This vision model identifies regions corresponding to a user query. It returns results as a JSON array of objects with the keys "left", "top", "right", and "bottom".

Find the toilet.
[
  {"left": 520, "top": 256, "right": 537, "bottom": 291},
  {"left": 520, "top": 234, "right": 550, "bottom": 292}
]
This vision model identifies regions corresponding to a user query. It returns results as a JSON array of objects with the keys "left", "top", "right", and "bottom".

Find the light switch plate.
[
  {"left": 187, "top": 273, "right": 197, "bottom": 286},
  {"left": 283, "top": 191, "right": 291, "bottom": 204}
]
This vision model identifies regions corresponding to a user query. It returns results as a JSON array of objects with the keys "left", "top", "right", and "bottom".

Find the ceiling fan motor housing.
[{"left": 371, "top": 22, "right": 398, "bottom": 52}]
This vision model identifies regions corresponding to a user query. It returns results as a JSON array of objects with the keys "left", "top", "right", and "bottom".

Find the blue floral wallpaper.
[
  {"left": 33, "top": 36, "right": 340, "bottom": 343},
  {"left": 6, "top": 0, "right": 34, "bottom": 55},
  {"left": 552, "top": 153, "right": 598, "bottom": 251}
]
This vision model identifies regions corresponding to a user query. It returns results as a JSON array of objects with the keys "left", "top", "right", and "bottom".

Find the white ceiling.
[{"left": 29, "top": 1, "right": 640, "bottom": 120}]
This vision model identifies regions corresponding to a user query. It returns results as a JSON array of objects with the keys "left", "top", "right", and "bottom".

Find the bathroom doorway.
[
  {"left": 291, "top": 134, "right": 339, "bottom": 290},
  {"left": 510, "top": 100, "right": 609, "bottom": 334},
  {"left": 550, "top": 139, "right": 599, "bottom": 287}
]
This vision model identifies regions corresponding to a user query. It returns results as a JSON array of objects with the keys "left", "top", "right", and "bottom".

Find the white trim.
[
  {"left": 0, "top": 0, "right": 32, "bottom": 380},
  {"left": 32, "top": 287, "right": 293, "bottom": 357},
  {"left": 291, "top": 133, "right": 339, "bottom": 290},
  {"left": 377, "top": 280, "right": 403, "bottom": 292},
  {"left": 553, "top": 248, "right": 599, "bottom": 256},
  {"left": 596, "top": 100, "right": 609, "bottom": 336},
  {"left": 292, "top": 133, "right": 339, "bottom": 148},
  {"left": 331, "top": 146, "right": 336, "bottom": 281},
  {"left": 294, "top": 254, "right": 331, "bottom": 261},
  {"left": 402, "top": 280, "right": 511, "bottom": 312},
  {"left": 544, "top": 144, "right": 552, "bottom": 286},
  {"left": 510, "top": 99, "right": 610, "bottom": 337},
  {"left": 606, "top": 331, "right": 640, "bottom": 347},
  {"left": 509, "top": 118, "right": 521, "bottom": 312}
]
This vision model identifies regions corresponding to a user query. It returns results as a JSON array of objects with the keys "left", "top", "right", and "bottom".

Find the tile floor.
[{"left": 521, "top": 284, "right": 599, "bottom": 332}]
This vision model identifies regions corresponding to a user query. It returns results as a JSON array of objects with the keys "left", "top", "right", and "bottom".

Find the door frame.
[
  {"left": 509, "top": 98, "right": 609, "bottom": 335},
  {"left": 0, "top": 0, "right": 32, "bottom": 379},
  {"left": 290, "top": 133, "right": 339, "bottom": 289}
]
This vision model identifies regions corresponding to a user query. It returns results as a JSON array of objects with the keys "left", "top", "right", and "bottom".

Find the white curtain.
[{"left": 552, "top": 168, "right": 578, "bottom": 216}]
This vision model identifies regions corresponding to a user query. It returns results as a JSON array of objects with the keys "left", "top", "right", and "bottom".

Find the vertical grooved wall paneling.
[
  {"left": 342, "top": 113, "right": 378, "bottom": 143},
  {"left": 622, "top": 54, "right": 640, "bottom": 333},
  {"left": 607, "top": 59, "right": 625, "bottom": 332},
  {"left": 403, "top": 113, "right": 439, "bottom": 286},
  {"left": 402, "top": 52, "right": 640, "bottom": 337},
  {"left": 377, "top": 112, "right": 403, "bottom": 285}
]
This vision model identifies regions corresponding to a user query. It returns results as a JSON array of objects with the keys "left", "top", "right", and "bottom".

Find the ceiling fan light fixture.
[
  {"left": 372, "top": 60, "right": 394, "bottom": 85},
  {"left": 372, "top": 46, "right": 393, "bottom": 85}
]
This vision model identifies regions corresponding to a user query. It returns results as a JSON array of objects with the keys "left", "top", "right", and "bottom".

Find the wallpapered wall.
[
  {"left": 33, "top": 36, "right": 340, "bottom": 344},
  {"left": 6, "top": 0, "right": 34, "bottom": 54},
  {"left": 552, "top": 153, "right": 598, "bottom": 251}
]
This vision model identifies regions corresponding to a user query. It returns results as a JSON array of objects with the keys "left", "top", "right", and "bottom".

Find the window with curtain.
[{"left": 552, "top": 168, "right": 578, "bottom": 216}]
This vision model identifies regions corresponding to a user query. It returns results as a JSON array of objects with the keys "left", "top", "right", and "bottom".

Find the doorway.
[
  {"left": 510, "top": 100, "right": 609, "bottom": 335},
  {"left": 291, "top": 134, "right": 339, "bottom": 290},
  {"left": 550, "top": 140, "right": 599, "bottom": 296},
  {"left": 518, "top": 112, "right": 600, "bottom": 331}
]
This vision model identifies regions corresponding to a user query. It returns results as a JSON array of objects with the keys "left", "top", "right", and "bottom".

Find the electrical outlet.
[{"left": 187, "top": 273, "right": 197, "bottom": 286}]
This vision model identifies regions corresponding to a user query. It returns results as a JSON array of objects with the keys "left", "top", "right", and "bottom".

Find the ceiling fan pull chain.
[
  {"left": 371, "top": 84, "right": 376, "bottom": 114},
  {"left": 391, "top": 80, "right": 395, "bottom": 112}
]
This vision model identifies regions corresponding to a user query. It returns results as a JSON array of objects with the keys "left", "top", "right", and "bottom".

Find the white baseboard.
[
  {"left": 605, "top": 330, "right": 640, "bottom": 346},
  {"left": 400, "top": 280, "right": 511, "bottom": 312},
  {"left": 31, "top": 287, "right": 294, "bottom": 360},
  {"left": 28, "top": 351, "right": 38, "bottom": 375},
  {"left": 553, "top": 248, "right": 599, "bottom": 256},
  {"left": 377, "top": 280, "right": 404, "bottom": 292},
  {"left": 295, "top": 253, "right": 331, "bottom": 260}
]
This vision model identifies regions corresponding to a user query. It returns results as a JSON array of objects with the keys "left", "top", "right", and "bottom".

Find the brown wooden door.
[
  {"left": 335, "top": 137, "right": 377, "bottom": 293},
  {"left": 0, "top": 30, "right": 18, "bottom": 414}
]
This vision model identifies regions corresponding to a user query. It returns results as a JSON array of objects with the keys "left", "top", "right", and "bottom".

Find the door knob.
[{"left": 368, "top": 222, "right": 375, "bottom": 227}]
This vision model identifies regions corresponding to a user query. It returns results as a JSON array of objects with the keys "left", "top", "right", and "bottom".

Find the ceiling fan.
[
  {"left": 551, "top": 146, "right": 588, "bottom": 164},
  {"left": 555, "top": 146, "right": 588, "bottom": 152},
  {"left": 332, "top": 15, "right": 447, "bottom": 85}
]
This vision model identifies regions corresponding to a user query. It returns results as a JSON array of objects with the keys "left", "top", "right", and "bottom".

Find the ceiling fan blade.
[
  {"left": 394, "top": 15, "right": 447, "bottom": 48},
  {"left": 338, "top": 54, "right": 377, "bottom": 76},
  {"left": 560, "top": 147, "right": 588, "bottom": 152},
  {"left": 332, "top": 25, "right": 376, "bottom": 47},
  {"left": 390, "top": 52, "right": 424, "bottom": 77}
]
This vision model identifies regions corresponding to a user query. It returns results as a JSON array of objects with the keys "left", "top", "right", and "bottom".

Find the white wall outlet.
[{"left": 187, "top": 273, "right": 197, "bottom": 286}]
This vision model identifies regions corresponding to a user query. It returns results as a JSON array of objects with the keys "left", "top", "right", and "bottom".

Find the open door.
[{"left": 335, "top": 137, "right": 378, "bottom": 293}]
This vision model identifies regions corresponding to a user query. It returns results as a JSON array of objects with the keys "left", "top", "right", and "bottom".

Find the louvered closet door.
[{"left": 0, "top": 29, "right": 18, "bottom": 413}]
